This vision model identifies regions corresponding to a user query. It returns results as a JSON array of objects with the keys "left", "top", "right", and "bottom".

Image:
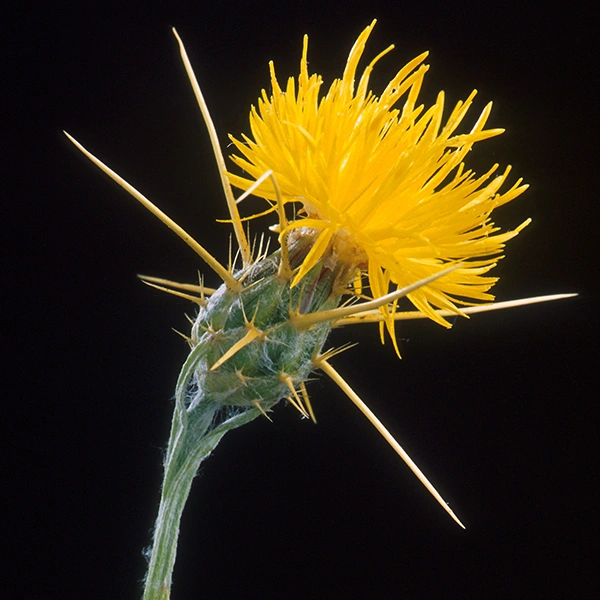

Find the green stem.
[
  {"left": 142, "top": 393, "right": 262, "bottom": 600},
  {"left": 142, "top": 406, "right": 211, "bottom": 600}
]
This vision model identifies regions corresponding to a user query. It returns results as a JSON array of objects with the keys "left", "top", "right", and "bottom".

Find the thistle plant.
[{"left": 65, "top": 21, "right": 574, "bottom": 600}]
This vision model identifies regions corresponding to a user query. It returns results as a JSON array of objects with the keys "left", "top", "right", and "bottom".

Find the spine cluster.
[{"left": 183, "top": 241, "right": 344, "bottom": 421}]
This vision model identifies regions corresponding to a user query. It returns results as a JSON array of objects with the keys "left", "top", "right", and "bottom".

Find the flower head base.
[{"left": 229, "top": 20, "right": 530, "bottom": 330}]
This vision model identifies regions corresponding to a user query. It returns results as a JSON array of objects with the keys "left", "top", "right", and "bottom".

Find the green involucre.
[{"left": 186, "top": 246, "right": 343, "bottom": 412}]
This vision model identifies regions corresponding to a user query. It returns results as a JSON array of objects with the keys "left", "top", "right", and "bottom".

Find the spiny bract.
[{"left": 186, "top": 238, "right": 341, "bottom": 416}]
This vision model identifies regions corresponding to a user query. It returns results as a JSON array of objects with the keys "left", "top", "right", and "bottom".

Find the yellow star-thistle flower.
[
  {"left": 228, "top": 20, "right": 530, "bottom": 330},
  {"left": 65, "top": 26, "right": 575, "bottom": 596}
]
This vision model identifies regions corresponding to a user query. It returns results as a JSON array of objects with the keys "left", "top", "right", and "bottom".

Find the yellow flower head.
[{"left": 229, "top": 20, "right": 530, "bottom": 328}]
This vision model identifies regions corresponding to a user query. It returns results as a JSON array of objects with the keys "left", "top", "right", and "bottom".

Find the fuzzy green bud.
[{"left": 184, "top": 239, "right": 344, "bottom": 415}]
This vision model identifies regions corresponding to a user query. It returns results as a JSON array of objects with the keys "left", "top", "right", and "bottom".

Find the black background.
[{"left": 7, "top": 2, "right": 597, "bottom": 599}]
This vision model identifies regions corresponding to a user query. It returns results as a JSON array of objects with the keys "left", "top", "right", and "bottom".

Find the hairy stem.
[{"left": 142, "top": 392, "right": 262, "bottom": 600}]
